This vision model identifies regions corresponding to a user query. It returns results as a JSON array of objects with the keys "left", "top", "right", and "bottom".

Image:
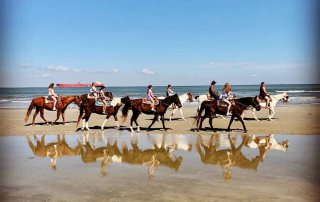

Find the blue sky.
[{"left": 0, "top": 0, "right": 318, "bottom": 87}]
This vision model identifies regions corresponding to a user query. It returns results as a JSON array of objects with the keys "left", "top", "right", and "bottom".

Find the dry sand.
[{"left": 0, "top": 105, "right": 319, "bottom": 135}]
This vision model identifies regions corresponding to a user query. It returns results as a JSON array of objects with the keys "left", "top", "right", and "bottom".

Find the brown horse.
[
  {"left": 195, "top": 97, "right": 261, "bottom": 133},
  {"left": 24, "top": 95, "right": 81, "bottom": 126},
  {"left": 76, "top": 96, "right": 129, "bottom": 131},
  {"left": 122, "top": 94, "right": 182, "bottom": 132}
]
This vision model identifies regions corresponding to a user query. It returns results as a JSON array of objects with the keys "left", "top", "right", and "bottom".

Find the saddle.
[
  {"left": 142, "top": 98, "right": 159, "bottom": 105},
  {"left": 44, "top": 96, "right": 56, "bottom": 104}
]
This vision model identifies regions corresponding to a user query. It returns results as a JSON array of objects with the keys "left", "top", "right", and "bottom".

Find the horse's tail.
[
  {"left": 25, "top": 99, "right": 35, "bottom": 122},
  {"left": 194, "top": 101, "right": 205, "bottom": 128},
  {"left": 76, "top": 104, "right": 84, "bottom": 126},
  {"left": 121, "top": 97, "right": 131, "bottom": 122}
]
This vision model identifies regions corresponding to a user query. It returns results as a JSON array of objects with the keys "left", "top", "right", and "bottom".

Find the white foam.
[{"left": 276, "top": 90, "right": 320, "bottom": 93}]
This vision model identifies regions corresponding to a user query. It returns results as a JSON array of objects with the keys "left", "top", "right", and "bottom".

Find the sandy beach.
[{"left": 1, "top": 105, "right": 319, "bottom": 136}]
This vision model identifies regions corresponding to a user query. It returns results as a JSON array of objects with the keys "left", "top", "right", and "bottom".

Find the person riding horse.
[
  {"left": 48, "top": 83, "right": 59, "bottom": 110},
  {"left": 147, "top": 85, "right": 156, "bottom": 111},
  {"left": 90, "top": 82, "right": 98, "bottom": 100},
  {"left": 208, "top": 80, "right": 220, "bottom": 100},
  {"left": 166, "top": 84, "right": 176, "bottom": 96},
  {"left": 259, "top": 82, "right": 272, "bottom": 108},
  {"left": 221, "top": 83, "right": 233, "bottom": 116},
  {"left": 98, "top": 86, "right": 110, "bottom": 114}
]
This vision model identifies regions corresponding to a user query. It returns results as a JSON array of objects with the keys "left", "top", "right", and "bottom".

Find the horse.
[
  {"left": 195, "top": 94, "right": 226, "bottom": 119},
  {"left": 76, "top": 96, "right": 130, "bottom": 131},
  {"left": 243, "top": 92, "right": 289, "bottom": 121},
  {"left": 122, "top": 94, "right": 182, "bottom": 132},
  {"left": 158, "top": 92, "right": 193, "bottom": 122},
  {"left": 24, "top": 95, "right": 81, "bottom": 126},
  {"left": 195, "top": 96, "right": 261, "bottom": 133}
]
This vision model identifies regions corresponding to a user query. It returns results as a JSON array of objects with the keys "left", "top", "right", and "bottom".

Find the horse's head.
[
  {"left": 253, "top": 96, "right": 261, "bottom": 111},
  {"left": 105, "top": 92, "right": 113, "bottom": 100},
  {"left": 281, "top": 92, "right": 289, "bottom": 103},
  {"left": 172, "top": 94, "right": 182, "bottom": 108},
  {"left": 187, "top": 92, "right": 193, "bottom": 102},
  {"left": 120, "top": 96, "right": 130, "bottom": 104}
]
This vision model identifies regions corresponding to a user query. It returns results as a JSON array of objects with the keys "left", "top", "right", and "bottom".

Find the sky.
[{"left": 0, "top": 0, "right": 318, "bottom": 87}]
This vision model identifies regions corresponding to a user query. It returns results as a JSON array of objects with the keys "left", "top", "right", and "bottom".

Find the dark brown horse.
[
  {"left": 76, "top": 96, "right": 129, "bottom": 131},
  {"left": 24, "top": 95, "right": 81, "bottom": 126},
  {"left": 122, "top": 94, "right": 182, "bottom": 132},
  {"left": 195, "top": 97, "right": 261, "bottom": 132}
]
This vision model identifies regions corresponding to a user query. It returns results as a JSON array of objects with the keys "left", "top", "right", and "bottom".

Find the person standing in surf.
[{"left": 48, "top": 83, "right": 59, "bottom": 110}]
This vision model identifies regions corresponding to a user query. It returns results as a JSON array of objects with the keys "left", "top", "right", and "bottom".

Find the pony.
[
  {"left": 24, "top": 95, "right": 81, "bottom": 126},
  {"left": 158, "top": 92, "right": 193, "bottom": 121},
  {"left": 243, "top": 92, "right": 289, "bottom": 121},
  {"left": 76, "top": 96, "right": 129, "bottom": 131},
  {"left": 195, "top": 96, "right": 261, "bottom": 133},
  {"left": 121, "top": 94, "right": 182, "bottom": 132}
]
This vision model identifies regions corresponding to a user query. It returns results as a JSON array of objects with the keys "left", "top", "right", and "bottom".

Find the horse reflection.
[
  {"left": 122, "top": 139, "right": 183, "bottom": 177},
  {"left": 79, "top": 137, "right": 122, "bottom": 176},
  {"left": 242, "top": 134, "right": 289, "bottom": 162},
  {"left": 196, "top": 134, "right": 261, "bottom": 180},
  {"left": 26, "top": 134, "right": 81, "bottom": 170}
]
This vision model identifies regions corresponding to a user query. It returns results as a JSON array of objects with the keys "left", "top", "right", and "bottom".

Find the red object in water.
[{"left": 56, "top": 83, "right": 104, "bottom": 88}]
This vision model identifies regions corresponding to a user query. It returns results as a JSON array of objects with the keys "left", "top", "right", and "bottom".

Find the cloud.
[
  {"left": 19, "top": 64, "right": 32, "bottom": 68},
  {"left": 46, "top": 65, "right": 69, "bottom": 72},
  {"left": 111, "top": 68, "right": 119, "bottom": 73},
  {"left": 141, "top": 68, "right": 154, "bottom": 75},
  {"left": 41, "top": 73, "right": 50, "bottom": 78}
]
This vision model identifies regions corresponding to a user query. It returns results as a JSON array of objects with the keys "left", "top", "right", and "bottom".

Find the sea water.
[{"left": 0, "top": 84, "right": 319, "bottom": 108}]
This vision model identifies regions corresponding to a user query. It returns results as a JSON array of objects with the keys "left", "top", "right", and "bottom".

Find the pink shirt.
[{"left": 147, "top": 89, "right": 154, "bottom": 99}]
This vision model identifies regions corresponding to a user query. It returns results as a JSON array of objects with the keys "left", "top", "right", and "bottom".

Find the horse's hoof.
[
  {"left": 244, "top": 130, "right": 248, "bottom": 133},
  {"left": 268, "top": 119, "right": 272, "bottom": 121},
  {"left": 183, "top": 119, "right": 187, "bottom": 122},
  {"left": 84, "top": 128, "right": 89, "bottom": 131}
]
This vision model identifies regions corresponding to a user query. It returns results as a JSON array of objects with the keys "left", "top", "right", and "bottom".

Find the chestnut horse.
[
  {"left": 24, "top": 95, "right": 81, "bottom": 126},
  {"left": 195, "top": 97, "right": 261, "bottom": 132},
  {"left": 76, "top": 96, "right": 129, "bottom": 131},
  {"left": 122, "top": 94, "right": 182, "bottom": 132}
]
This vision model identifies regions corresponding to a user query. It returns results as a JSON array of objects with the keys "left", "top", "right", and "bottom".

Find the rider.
[
  {"left": 147, "top": 85, "right": 156, "bottom": 111},
  {"left": 48, "top": 83, "right": 59, "bottom": 110},
  {"left": 259, "top": 82, "right": 272, "bottom": 108},
  {"left": 208, "top": 80, "right": 220, "bottom": 100},
  {"left": 166, "top": 84, "right": 176, "bottom": 96},
  {"left": 90, "top": 82, "right": 98, "bottom": 100},
  {"left": 221, "top": 83, "right": 232, "bottom": 116},
  {"left": 98, "top": 86, "right": 109, "bottom": 114}
]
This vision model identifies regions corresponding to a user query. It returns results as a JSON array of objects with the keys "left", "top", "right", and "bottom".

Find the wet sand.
[
  {"left": 0, "top": 105, "right": 319, "bottom": 136},
  {"left": 0, "top": 133, "right": 319, "bottom": 202}
]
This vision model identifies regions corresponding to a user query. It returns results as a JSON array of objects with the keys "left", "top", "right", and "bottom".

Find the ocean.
[{"left": 0, "top": 84, "right": 319, "bottom": 108}]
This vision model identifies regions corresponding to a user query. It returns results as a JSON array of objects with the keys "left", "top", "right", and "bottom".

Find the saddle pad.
[
  {"left": 95, "top": 101, "right": 112, "bottom": 107},
  {"left": 87, "top": 94, "right": 95, "bottom": 99},
  {"left": 142, "top": 99, "right": 159, "bottom": 105}
]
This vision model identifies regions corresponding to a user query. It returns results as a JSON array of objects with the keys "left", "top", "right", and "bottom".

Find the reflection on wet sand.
[{"left": 25, "top": 133, "right": 289, "bottom": 179}]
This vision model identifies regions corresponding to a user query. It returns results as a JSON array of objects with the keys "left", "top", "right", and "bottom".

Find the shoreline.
[{"left": 0, "top": 105, "right": 319, "bottom": 136}]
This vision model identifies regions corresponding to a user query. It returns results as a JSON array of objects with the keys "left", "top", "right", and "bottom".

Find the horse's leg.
[
  {"left": 161, "top": 115, "right": 167, "bottom": 131},
  {"left": 199, "top": 115, "right": 206, "bottom": 131},
  {"left": 39, "top": 108, "right": 48, "bottom": 125},
  {"left": 169, "top": 108, "right": 177, "bottom": 122},
  {"left": 251, "top": 108, "right": 259, "bottom": 121},
  {"left": 227, "top": 114, "right": 235, "bottom": 132},
  {"left": 148, "top": 114, "right": 159, "bottom": 131},
  {"left": 101, "top": 114, "right": 112, "bottom": 130},
  {"left": 61, "top": 110, "right": 66, "bottom": 125},
  {"left": 32, "top": 108, "right": 40, "bottom": 126},
  {"left": 54, "top": 111, "right": 61, "bottom": 124},
  {"left": 113, "top": 114, "right": 120, "bottom": 129},
  {"left": 209, "top": 114, "right": 215, "bottom": 131},
  {"left": 268, "top": 108, "right": 275, "bottom": 121},
  {"left": 236, "top": 113, "right": 247, "bottom": 133},
  {"left": 179, "top": 108, "right": 186, "bottom": 121}
]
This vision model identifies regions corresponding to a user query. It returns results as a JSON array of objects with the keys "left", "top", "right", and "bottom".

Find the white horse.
[
  {"left": 242, "top": 92, "right": 289, "bottom": 121},
  {"left": 242, "top": 134, "right": 289, "bottom": 152},
  {"left": 158, "top": 92, "right": 193, "bottom": 122}
]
